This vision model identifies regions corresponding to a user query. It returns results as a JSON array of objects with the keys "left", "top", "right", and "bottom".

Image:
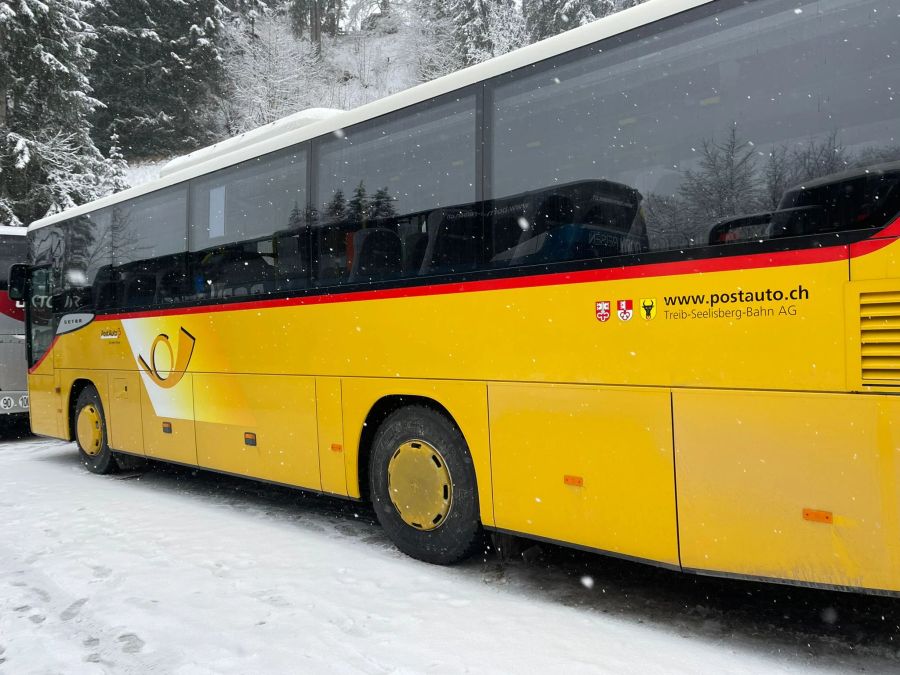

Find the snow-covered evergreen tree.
[
  {"left": 613, "top": 0, "right": 646, "bottom": 9},
  {"left": 288, "top": 201, "right": 305, "bottom": 227},
  {"left": 523, "top": 0, "right": 614, "bottom": 41},
  {"left": 287, "top": 0, "right": 310, "bottom": 37},
  {"left": 325, "top": 189, "right": 346, "bottom": 222},
  {"left": 88, "top": 0, "right": 228, "bottom": 158},
  {"left": 288, "top": 0, "right": 341, "bottom": 50},
  {"left": 221, "top": 0, "right": 271, "bottom": 17},
  {"left": 102, "top": 133, "right": 130, "bottom": 195},
  {"left": 0, "top": 0, "right": 128, "bottom": 226},
  {"left": 446, "top": 0, "right": 490, "bottom": 65},
  {"left": 220, "top": 0, "right": 271, "bottom": 36},
  {"left": 222, "top": 11, "right": 326, "bottom": 133},
  {"left": 406, "top": 0, "right": 462, "bottom": 81},
  {"left": 348, "top": 181, "right": 368, "bottom": 222},
  {"left": 324, "top": 0, "right": 344, "bottom": 37},
  {"left": 369, "top": 186, "right": 395, "bottom": 219},
  {"left": 479, "top": 0, "right": 527, "bottom": 60}
]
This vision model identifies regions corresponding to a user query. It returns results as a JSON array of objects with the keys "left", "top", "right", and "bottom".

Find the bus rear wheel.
[
  {"left": 74, "top": 385, "right": 118, "bottom": 475},
  {"left": 370, "top": 406, "right": 481, "bottom": 564}
]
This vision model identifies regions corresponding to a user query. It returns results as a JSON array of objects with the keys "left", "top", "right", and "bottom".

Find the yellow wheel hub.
[
  {"left": 387, "top": 439, "right": 452, "bottom": 530},
  {"left": 76, "top": 404, "right": 103, "bottom": 456}
]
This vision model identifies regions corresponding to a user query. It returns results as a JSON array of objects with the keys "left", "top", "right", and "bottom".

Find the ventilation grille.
[{"left": 861, "top": 291, "right": 900, "bottom": 383}]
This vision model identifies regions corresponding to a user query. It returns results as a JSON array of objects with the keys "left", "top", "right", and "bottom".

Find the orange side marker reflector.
[
  {"left": 803, "top": 508, "right": 833, "bottom": 524},
  {"left": 564, "top": 475, "right": 584, "bottom": 487},
  {"left": 244, "top": 432, "right": 257, "bottom": 447},
  {"left": 162, "top": 421, "right": 172, "bottom": 434},
  {"left": 331, "top": 443, "right": 343, "bottom": 453}
]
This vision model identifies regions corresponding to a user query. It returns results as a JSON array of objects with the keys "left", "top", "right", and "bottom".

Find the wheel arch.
[
  {"left": 66, "top": 378, "right": 98, "bottom": 442},
  {"left": 340, "top": 379, "right": 495, "bottom": 527}
]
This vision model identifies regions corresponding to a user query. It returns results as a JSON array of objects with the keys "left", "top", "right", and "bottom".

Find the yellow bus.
[{"left": 10, "top": 0, "right": 900, "bottom": 593}]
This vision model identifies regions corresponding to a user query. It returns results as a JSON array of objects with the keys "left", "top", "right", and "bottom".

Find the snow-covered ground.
[{"left": 2, "top": 429, "right": 899, "bottom": 674}]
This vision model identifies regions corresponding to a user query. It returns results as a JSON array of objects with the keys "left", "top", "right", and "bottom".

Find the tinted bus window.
[
  {"left": 30, "top": 224, "right": 66, "bottom": 306},
  {"left": 58, "top": 210, "right": 113, "bottom": 313},
  {"left": 27, "top": 267, "right": 54, "bottom": 366},
  {"left": 487, "top": 181, "right": 648, "bottom": 268},
  {"left": 190, "top": 148, "right": 308, "bottom": 298},
  {"left": 316, "top": 94, "right": 477, "bottom": 285},
  {"left": 113, "top": 187, "right": 188, "bottom": 309},
  {"left": 488, "top": 0, "right": 900, "bottom": 260}
]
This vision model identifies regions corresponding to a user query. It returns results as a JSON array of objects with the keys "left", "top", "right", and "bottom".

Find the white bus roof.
[
  {"left": 28, "top": 0, "right": 709, "bottom": 233},
  {"left": 0, "top": 226, "right": 26, "bottom": 236},
  {"left": 158, "top": 107, "right": 345, "bottom": 178}
]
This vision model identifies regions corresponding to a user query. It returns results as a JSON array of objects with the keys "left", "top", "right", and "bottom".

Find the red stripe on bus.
[
  {"left": 848, "top": 218, "right": 900, "bottom": 257},
  {"left": 0, "top": 291, "right": 24, "bottom": 322},
  {"left": 849, "top": 239, "right": 883, "bottom": 258},
  {"left": 27, "top": 335, "right": 57, "bottom": 374},
  {"left": 22, "top": 217, "right": 900, "bottom": 370},
  {"left": 871, "top": 216, "right": 900, "bottom": 240},
  {"left": 101, "top": 242, "right": 852, "bottom": 322},
  {"left": 25, "top": 215, "right": 900, "bottom": 338}
]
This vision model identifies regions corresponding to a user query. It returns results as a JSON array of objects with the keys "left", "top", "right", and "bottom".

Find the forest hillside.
[{"left": 0, "top": 0, "right": 645, "bottom": 226}]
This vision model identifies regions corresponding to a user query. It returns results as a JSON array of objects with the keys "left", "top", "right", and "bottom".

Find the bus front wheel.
[
  {"left": 370, "top": 406, "right": 481, "bottom": 564},
  {"left": 74, "top": 385, "right": 118, "bottom": 475}
]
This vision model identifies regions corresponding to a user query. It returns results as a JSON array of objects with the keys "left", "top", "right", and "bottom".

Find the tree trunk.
[
  {"left": 0, "top": 83, "right": 7, "bottom": 201},
  {"left": 0, "top": 83, "right": 7, "bottom": 129},
  {"left": 310, "top": 0, "right": 322, "bottom": 56}
]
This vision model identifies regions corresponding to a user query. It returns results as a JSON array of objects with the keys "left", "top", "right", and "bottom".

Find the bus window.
[
  {"left": 27, "top": 267, "right": 54, "bottom": 367},
  {"left": 417, "top": 207, "right": 482, "bottom": 277},
  {"left": 190, "top": 148, "right": 307, "bottom": 296},
  {"left": 315, "top": 93, "right": 477, "bottom": 286},
  {"left": 488, "top": 180, "right": 647, "bottom": 267},
  {"left": 346, "top": 228, "right": 402, "bottom": 283},
  {"left": 489, "top": 0, "right": 900, "bottom": 257},
  {"left": 30, "top": 224, "right": 65, "bottom": 298},
  {"left": 58, "top": 210, "right": 113, "bottom": 313},
  {"left": 194, "top": 242, "right": 278, "bottom": 299},
  {"left": 114, "top": 187, "right": 187, "bottom": 310}
]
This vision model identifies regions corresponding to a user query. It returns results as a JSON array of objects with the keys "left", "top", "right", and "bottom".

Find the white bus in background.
[{"left": 0, "top": 226, "right": 29, "bottom": 423}]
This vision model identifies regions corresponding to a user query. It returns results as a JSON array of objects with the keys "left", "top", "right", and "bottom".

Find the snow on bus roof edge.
[
  {"left": 28, "top": 0, "right": 711, "bottom": 234},
  {"left": 158, "top": 107, "right": 346, "bottom": 179}
]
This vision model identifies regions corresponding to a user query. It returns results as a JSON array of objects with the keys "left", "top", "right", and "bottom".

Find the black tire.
[
  {"left": 113, "top": 452, "right": 148, "bottom": 472},
  {"left": 370, "top": 406, "right": 481, "bottom": 564},
  {"left": 0, "top": 413, "right": 29, "bottom": 439},
  {"left": 73, "top": 386, "right": 118, "bottom": 475}
]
